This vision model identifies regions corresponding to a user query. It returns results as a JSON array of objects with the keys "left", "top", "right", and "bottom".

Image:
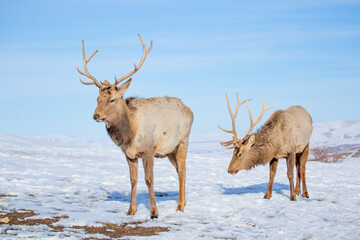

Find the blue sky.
[{"left": 0, "top": 0, "right": 359, "bottom": 139}]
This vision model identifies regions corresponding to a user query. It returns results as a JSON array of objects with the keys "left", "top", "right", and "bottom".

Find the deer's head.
[
  {"left": 77, "top": 34, "right": 152, "bottom": 126},
  {"left": 218, "top": 93, "right": 276, "bottom": 175}
]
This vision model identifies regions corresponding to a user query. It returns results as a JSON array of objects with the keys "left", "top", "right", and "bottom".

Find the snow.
[{"left": 1, "top": 121, "right": 360, "bottom": 239}]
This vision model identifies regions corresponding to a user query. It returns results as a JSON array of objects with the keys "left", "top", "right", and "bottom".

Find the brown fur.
[
  {"left": 227, "top": 105, "right": 313, "bottom": 201},
  {"left": 106, "top": 114, "right": 132, "bottom": 152}
]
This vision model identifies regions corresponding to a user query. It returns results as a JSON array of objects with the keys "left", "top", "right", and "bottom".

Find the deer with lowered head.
[
  {"left": 218, "top": 93, "right": 313, "bottom": 201},
  {"left": 77, "top": 34, "right": 193, "bottom": 219}
]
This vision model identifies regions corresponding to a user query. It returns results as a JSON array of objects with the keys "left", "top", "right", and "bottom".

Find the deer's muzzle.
[
  {"left": 93, "top": 114, "right": 105, "bottom": 122},
  {"left": 228, "top": 168, "right": 239, "bottom": 175}
]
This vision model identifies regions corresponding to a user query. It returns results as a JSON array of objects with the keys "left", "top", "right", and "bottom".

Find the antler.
[
  {"left": 244, "top": 95, "right": 277, "bottom": 138},
  {"left": 218, "top": 92, "right": 250, "bottom": 149},
  {"left": 218, "top": 94, "right": 276, "bottom": 149},
  {"left": 113, "top": 33, "right": 153, "bottom": 87},
  {"left": 77, "top": 40, "right": 102, "bottom": 88},
  {"left": 77, "top": 34, "right": 152, "bottom": 89}
]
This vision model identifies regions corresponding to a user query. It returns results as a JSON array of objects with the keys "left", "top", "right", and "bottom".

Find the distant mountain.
[
  {"left": 311, "top": 120, "right": 360, "bottom": 147},
  {"left": 309, "top": 121, "right": 360, "bottom": 162},
  {"left": 0, "top": 133, "right": 115, "bottom": 149}
]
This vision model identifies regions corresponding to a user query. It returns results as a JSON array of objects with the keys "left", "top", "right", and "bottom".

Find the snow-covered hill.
[
  {"left": 0, "top": 133, "right": 114, "bottom": 149},
  {"left": 311, "top": 120, "right": 360, "bottom": 147},
  {"left": 309, "top": 121, "right": 360, "bottom": 161},
  {"left": 1, "top": 121, "right": 360, "bottom": 239}
]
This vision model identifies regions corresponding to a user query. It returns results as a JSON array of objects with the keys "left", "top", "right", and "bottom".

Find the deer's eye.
[
  {"left": 110, "top": 99, "right": 115, "bottom": 103},
  {"left": 237, "top": 153, "right": 243, "bottom": 158}
]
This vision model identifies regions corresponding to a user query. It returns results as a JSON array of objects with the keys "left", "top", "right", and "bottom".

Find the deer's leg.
[
  {"left": 264, "top": 158, "right": 278, "bottom": 199},
  {"left": 167, "top": 153, "right": 178, "bottom": 170},
  {"left": 299, "top": 143, "right": 310, "bottom": 198},
  {"left": 167, "top": 152, "right": 186, "bottom": 211},
  {"left": 173, "top": 141, "right": 188, "bottom": 212},
  {"left": 286, "top": 151, "right": 296, "bottom": 201},
  {"left": 142, "top": 154, "right": 158, "bottom": 219},
  {"left": 126, "top": 157, "right": 138, "bottom": 215},
  {"left": 295, "top": 154, "right": 301, "bottom": 196}
]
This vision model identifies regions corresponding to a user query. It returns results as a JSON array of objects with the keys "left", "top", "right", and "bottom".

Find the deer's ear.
[
  {"left": 117, "top": 78, "right": 132, "bottom": 96},
  {"left": 247, "top": 134, "right": 255, "bottom": 146}
]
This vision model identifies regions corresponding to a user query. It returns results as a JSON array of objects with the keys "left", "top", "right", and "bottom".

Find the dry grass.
[{"left": 0, "top": 209, "right": 169, "bottom": 239}]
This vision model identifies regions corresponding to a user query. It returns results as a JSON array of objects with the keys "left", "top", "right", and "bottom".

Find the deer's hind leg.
[
  {"left": 286, "top": 151, "right": 297, "bottom": 201},
  {"left": 167, "top": 153, "right": 178, "bottom": 170},
  {"left": 295, "top": 154, "right": 301, "bottom": 196},
  {"left": 167, "top": 141, "right": 188, "bottom": 212},
  {"left": 299, "top": 143, "right": 310, "bottom": 198}
]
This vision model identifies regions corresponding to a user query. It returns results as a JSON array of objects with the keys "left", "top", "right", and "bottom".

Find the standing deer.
[
  {"left": 77, "top": 34, "right": 193, "bottom": 218},
  {"left": 218, "top": 93, "right": 312, "bottom": 201}
]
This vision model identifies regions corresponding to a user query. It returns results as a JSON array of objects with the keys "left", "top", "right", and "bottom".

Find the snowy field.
[{"left": 1, "top": 121, "right": 360, "bottom": 239}]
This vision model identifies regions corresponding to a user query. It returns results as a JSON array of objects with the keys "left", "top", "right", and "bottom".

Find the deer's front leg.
[
  {"left": 142, "top": 154, "right": 158, "bottom": 219},
  {"left": 264, "top": 158, "right": 278, "bottom": 199},
  {"left": 286, "top": 151, "right": 296, "bottom": 201},
  {"left": 126, "top": 157, "right": 138, "bottom": 215}
]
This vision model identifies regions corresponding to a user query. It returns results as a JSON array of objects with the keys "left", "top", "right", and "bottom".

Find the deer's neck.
[
  {"left": 106, "top": 104, "right": 135, "bottom": 151},
  {"left": 243, "top": 134, "right": 277, "bottom": 170},
  {"left": 255, "top": 144, "right": 275, "bottom": 165}
]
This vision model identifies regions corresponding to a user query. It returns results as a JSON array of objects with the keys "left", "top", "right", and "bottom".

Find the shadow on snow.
[
  {"left": 219, "top": 183, "right": 289, "bottom": 198},
  {"left": 101, "top": 188, "right": 178, "bottom": 211}
]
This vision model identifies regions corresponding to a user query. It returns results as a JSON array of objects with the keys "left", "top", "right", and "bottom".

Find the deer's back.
[{"left": 129, "top": 96, "right": 193, "bottom": 157}]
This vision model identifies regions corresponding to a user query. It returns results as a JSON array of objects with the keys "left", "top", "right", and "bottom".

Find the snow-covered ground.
[{"left": 1, "top": 121, "right": 360, "bottom": 239}]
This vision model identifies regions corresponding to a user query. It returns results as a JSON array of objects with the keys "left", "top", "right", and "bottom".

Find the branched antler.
[
  {"left": 114, "top": 34, "right": 153, "bottom": 86},
  {"left": 218, "top": 94, "right": 276, "bottom": 149},
  {"left": 77, "top": 40, "right": 102, "bottom": 88},
  {"left": 77, "top": 34, "right": 152, "bottom": 89},
  {"left": 244, "top": 95, "right": 277, "bottom": 138},
  {"left": 218, "top": 92, "right": 250, "bottom": 149}
]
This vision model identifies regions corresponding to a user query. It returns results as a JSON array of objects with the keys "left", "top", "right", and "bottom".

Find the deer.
[
  {"left": 77, "top": 34, "right": 194, "bottom": 219},
  {"left": 218, "top": 93, "right": 313, "bottom": 201}
]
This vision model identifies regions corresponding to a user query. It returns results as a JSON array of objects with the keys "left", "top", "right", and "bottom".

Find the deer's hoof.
[
  {"left": 263, "top": 193, "right": 271, "bottom": 199},
  {"left": 127, "top": 208, "right": 136, "bottom": 215},
  {"left": 151, "top": 215, "right": 158, "bottom": 219},
  {"left": 176, "top": 202, "right": 186, "bottom": 212}
]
